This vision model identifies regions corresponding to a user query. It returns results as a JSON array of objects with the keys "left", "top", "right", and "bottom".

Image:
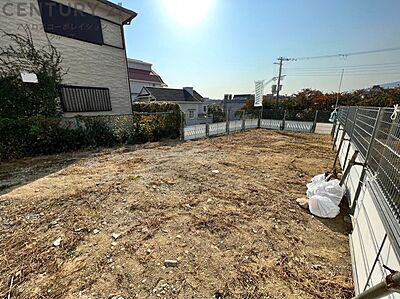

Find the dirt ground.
[{"left": 0, "top": 130, "right": 353, "bottom": 299}]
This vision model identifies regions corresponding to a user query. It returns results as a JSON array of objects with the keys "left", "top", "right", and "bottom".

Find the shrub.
[
  {"left": 0, "top": 28, "right": 66, "bottom": 118},
  {"left": 132, "top": 102, "right": 182, "bottom": 143},
  {"left": 0, "top": 103, "right": 183, "bottom": 160},
  {"left": 79, "top": 117, "right": 118, "bottom": 147},
  {"left": 0, "top": 117, "right": 118, "bottom": 160}
]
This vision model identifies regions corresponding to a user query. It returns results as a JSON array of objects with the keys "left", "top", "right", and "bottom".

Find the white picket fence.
[{"left": 184, "top": 119, "right": 316, "bottom": 141}]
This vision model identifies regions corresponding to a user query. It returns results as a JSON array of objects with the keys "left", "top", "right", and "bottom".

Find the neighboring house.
[
  {"left": 1, "top": 0, "right": 136, "bottom": 116},
  {"left": 128, "top": 58, "right": 167, "bottom": 99},
  {"left": 204, "top": 98, "right": 223, "bottom": 109},
  {"left": 136, "top": 87, "right": 211, "bottom": 125},
  {"left": 223, "top": 94, "right": 252, "bottom": 120},
  {"left": 373, "top": 81, "right": 400, "bottom": 90},
  {"left": 223, "top": 93, "right": 279, "bottom": 119}
]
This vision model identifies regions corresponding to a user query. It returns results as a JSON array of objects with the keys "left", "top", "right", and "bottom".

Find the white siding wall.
[
  {"left": 101, "top": 19, "right": 123, "bottom": 48},
  {"left": 178, "top": 103, "right": 211, "bottom": 126},
  {"left": 335, "top": 127, "right": 400, "bottom": 298},
  {"left": 0, "top": 0, "right": 132, "bottom": 116},
  {"left": 179, "top": 103, "right": 200, "bottom": 120}
]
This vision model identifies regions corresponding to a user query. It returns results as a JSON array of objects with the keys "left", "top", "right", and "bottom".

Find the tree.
[
  {"left": 0, "top": 27, "right": 67, "bottom": 118},
  {"left": 239, "top": 96, "right": 275, "bottom": 112},
  {"left": 208, "top": 104, "right": 226, "bottom": 122}
]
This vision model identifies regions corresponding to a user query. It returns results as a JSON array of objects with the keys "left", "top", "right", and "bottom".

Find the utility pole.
[
  {"left": 275, "top": 57, "right": 290, "bottom": 108},
  {"left": 335, "top": 69, "right": 345, "bottom": 108}
]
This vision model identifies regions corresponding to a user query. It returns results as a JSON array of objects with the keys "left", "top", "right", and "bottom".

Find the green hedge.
[
  {"left": 132, "top": 102, "right": 181, "bottom": 113},
  {"left": 0, "top": 103, "right": 182, "bottom": 160},
  {"left": 131, "top": 102, "right": 182, "bottom": 143}
]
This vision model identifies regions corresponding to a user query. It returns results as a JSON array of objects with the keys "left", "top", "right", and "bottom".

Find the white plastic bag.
[
  {"left": 306, "top": 174, "right": 345, "bottom": 219},
  {"left": 322, "top": 180, "right": 345, "bottom": 205},
  {"left": 306, "top": 174, "right": 327, "bottom": 198},
  {"left": 309, "top": 195, "right": 341, "bottom": 218},
  {"left": 311, "top": 174, "right": 326, "bottom": 184}
]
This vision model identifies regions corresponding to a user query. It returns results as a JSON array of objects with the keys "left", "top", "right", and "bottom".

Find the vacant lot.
[{"left": 0, "top": 130, "right": 353, "bottom": 299}]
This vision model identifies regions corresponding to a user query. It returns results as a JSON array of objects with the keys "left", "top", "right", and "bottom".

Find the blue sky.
[{"left": 116, "top": 0, "right": 400, "bottom": 98}]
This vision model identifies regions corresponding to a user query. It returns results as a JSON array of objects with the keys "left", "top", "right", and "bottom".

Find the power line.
[
  {"left": 283, "top": 61, "right": 400, "bottom": 71},
  {"left": 285, "top": 70, "right": 400, "bottom": 76},
  {"left": 285, "top": 67, "right": 400, "bottom": 74},
  {"left": 287, "top": 72, "right": 400, "bottom": 77},
  {"left": 249, "top": 47, "right": 400, "bottom": 96},
  {"left": 290, "top": 46, "right": 400, "bottom": 61}
]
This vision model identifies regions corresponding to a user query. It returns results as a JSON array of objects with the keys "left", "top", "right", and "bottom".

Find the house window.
[
  {"left": 38, "top": 0, "right": 104, "bottom": 45},
  {"left": 203, "top": 106, "right": 207, "bottom": 113},
  {"left": 188, "top": 109, "right": 195, "bottom": 119},
  {"left": 60, "top": 85, "right": 112, "bottom": 112}
]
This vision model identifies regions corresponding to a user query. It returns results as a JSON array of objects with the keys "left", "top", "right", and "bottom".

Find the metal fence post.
[
  {"left": 342, "top": 107, "right": 360, "bottom": 170},
  {"left": 281, "top": 110, "right": 286, "bottom": 130},
  {"left": 312, "top": 110, "right": 319, "bottom": 133},
  {"left": 333, "top": 107, "right": 355, "bottom": 168},
  {"left": 180, "top": 111, "right": 185, "bottom": 140},
  {"left": 333, "top": 135, "right": 346, "bottom": 169},
  {"left": 350, "top": 107, "right": 383, "bottom": 214},
  {"left": 333, "top": 107, "right": 348, "bottom": 150},
  {"left": 242, "top": 110, "right": 246, "bottom": 131},
  {"left": 333, "top": 123, "right": 342, "bottom": 150},
  {"left": 340, "top": 150, "right": 360, "bottom": 187},
  {"left": 362, "top": 234, "right": 388, "bottom": 293},
  {"left": 226, "top": 108, "right": 230, "bottom": 135},
  {"left": 206, "top": 123, "right": 210, "bottom": 137},
  {"left": 331, "top": 108, "right": 339, "bottom": 138},
  {"left": 354, "top": 271, "right": 400, "bottom": 299}
]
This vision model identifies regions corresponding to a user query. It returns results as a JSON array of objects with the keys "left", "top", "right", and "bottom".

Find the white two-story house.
[
  {"left": 0, "top": 0, "right": 136, "bottom": 116},
  {"left": 127, "top": 58, "right": 167, "bottom": 99}
]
